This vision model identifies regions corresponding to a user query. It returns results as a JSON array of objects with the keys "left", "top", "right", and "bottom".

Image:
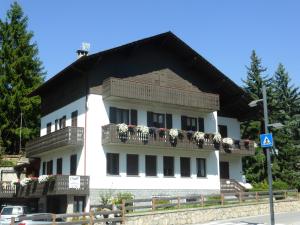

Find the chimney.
[{"left": 77, "top": 42, "right": 90, "bottom": 59}]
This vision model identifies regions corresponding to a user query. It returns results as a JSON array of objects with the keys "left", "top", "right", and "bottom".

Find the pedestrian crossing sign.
[{"left": 260, "top": 133, "right": 273, "bottom": 148}]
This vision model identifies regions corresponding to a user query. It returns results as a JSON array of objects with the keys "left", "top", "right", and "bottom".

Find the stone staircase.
[{"left": 220, "top": 179, "right": 246, "bottom": 193}]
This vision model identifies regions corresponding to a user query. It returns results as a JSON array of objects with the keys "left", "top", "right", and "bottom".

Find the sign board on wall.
[{"left": 69, "top": 176, "right": 81, "bottom": 189}]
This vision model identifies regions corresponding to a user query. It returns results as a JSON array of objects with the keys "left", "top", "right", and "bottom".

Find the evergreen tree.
[
  {"left": 270, "top": 64, "right": 300, "bottom": 189},
  {"left": 0, "top": 2, "right": 44, "bottom": 154},
  {"left": 242, "top": 51, "right": 274, "bottom": 183}
]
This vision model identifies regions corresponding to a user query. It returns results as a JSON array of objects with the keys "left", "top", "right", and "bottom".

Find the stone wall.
[{"left": 124, "top": 200, "right": 300, "bottom": 225}]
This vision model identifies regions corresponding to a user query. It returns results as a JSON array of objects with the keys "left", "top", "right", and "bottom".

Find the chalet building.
[{"left": 0, "top": 32, "right": 255, "bottom": 213}]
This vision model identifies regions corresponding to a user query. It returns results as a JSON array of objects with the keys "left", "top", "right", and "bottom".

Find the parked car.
[{"left": 0, "top": 206, "right": 29, "bottom": 224}]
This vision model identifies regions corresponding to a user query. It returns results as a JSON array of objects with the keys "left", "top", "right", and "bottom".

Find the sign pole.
[{"left": 262, "top": 85, "right": 275, "bottom": 225}]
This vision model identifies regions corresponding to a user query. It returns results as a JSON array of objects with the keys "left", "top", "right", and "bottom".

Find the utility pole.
[{"left": 262, "top": 85, "right": 275, "bottom": 225}]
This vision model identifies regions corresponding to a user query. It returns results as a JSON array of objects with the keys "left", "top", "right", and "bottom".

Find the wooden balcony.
[
  {"left": 15, "top": 175, "right": 90, "bottom": 198},
  {"left": 26, "top": 127, "right": 84, "bottom": 157},
  {"left": 102, "top": 124, "right": 255, "bottom": 156},
  {"left": 102, "top": 78, "right": 219, "bottom": 112},
  {"left": 0, "top": 181, "right": 15, "bottom": 198}
]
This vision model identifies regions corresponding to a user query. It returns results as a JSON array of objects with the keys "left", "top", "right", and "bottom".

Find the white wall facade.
[
  {"left": 36, "top": 93, "right": 244, "bottom": 196},
  {"left": 39, "top": 96, "right": 86, "bottom": 175},
  {"left": 217, "top": 116, "right": 241, "bottom": 140}
]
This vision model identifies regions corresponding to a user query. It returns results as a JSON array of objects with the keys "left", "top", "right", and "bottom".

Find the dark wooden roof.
[{"left": 31, "top": 31, "right": 256, "bottom": 121}]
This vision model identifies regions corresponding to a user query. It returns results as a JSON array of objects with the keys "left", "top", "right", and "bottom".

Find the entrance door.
[
  {"left": 219, "top": 161, "right": 229, "bottom": 179},
  {"left": 47, "top": 196, "right": 67, "bottom": 213}
]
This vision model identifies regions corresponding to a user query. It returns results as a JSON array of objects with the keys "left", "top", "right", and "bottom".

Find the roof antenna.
[{"left": 76, "top": 42, "right": 90, "bottom": 59}]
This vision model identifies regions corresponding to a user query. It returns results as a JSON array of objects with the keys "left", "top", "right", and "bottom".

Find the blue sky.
[{"left": 1, "top": 0, "right": 299, "bottom": 86}]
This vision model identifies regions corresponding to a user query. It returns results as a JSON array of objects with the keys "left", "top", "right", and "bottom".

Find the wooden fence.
[{"left": 9, "top": 190, "right": 299, "bottom": 225}]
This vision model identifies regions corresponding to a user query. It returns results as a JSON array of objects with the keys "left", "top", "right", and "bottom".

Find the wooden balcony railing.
[
  {"left": 0, "top": 181, "right": 15, "bottom": 198},
  {"left": 102, "top": 124, "right": 255, "bottom": 155},
  {"left": 102, "top": 77, "right": 220, "bottom": 112},
  {"left": 16, "top": 175, "right": 90, "bottom": 198},
  {"left": 26, "top": 127, "right": 84, "bottom": 157}
]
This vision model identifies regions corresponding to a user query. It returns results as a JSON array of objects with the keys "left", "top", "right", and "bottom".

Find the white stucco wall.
[
  {"left": 217, "top": 116, "right": 241, "bottom": 140},
  {"left": 39, "top": 96, "right": 86, "bottom": 176},
  {"left": 219, "top": 155, "right": 243, "bottom": 182},
  {"left": 36, "top": 93, "right": 245, "bottom": 191}
]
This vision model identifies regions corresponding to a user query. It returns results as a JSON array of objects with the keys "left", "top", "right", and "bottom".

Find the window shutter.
[
  {"left": 130, "top": 109, "right": 137, "bottom": 125},
  {"left": 147, "top": 111, "right": 153, "bottom": 127},
  {"left": 198, "top": 117, "right": 204, "bottom": 132},
  {"left": 109, "top": 107, "right": 116, "bottom": 124},
  {"left": 181, "top": 116, "right": 187, "bottom": 130},
  {"left": 166, "top": 114, "right": 172, "bottom": 129}
]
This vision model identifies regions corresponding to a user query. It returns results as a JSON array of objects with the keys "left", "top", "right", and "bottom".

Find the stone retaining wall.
[{"left": 125, "top": 200, "right": 300, "bottom": 225}]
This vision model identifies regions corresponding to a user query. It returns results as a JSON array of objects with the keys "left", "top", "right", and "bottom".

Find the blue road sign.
[{"left": 260, "top": 133, "right": 273, "bottom": 148}]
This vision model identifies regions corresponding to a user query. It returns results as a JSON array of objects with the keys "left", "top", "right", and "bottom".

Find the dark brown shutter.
[
  {"left": 181, "top": 116, "right": 187, "bottom": 130},
  {"left": 198, "top": 117, "right": 204, "bottom": 132},
  {"left": 109, "top": 107, "right": 116, "bottom": 124},
  {"left": 147, "top": 111, "right": 153, "bottom": 127},
  {"left": 130, "top": 109, "right": 137, "bottom": 125},
  {"left": 166, "top": 114, "right": 172, "bottom": 129}
]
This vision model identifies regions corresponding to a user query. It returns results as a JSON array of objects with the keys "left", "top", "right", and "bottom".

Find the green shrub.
[
  {"left": 252, "top": 180, "right": 289, "bottom": 191},
  {"left": 0, "top": 160, "right": 16, "bottom": 167},
  {"left": 273, "top": 180, "right": 289, "bottom": 190},
  {"left": 114, "top": 192, "right": 134, "bottom": 205}
]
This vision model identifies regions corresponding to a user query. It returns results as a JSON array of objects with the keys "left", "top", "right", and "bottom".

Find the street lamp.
[{"left": 248, "top": 85, "right": 276, "bottom": 225}]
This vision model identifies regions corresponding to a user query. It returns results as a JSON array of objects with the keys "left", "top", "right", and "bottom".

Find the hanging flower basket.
[
  {"left": 136, "top": 125, "right": 149, "bottom": 135},
  {"left": 136, "top": 125, "right": 149, "bottom": 143},
  {"left": 244, "top": 139, "right": 250, "bottom": 149},
  {"left": 222, "top": 137, "right": 234, "bottom": 150},
  {"left": 117, "top": 123, "right": 128, "bottom": 142},
  {"left": 128, "top": 125, "right": 135, "bottom": 134},
  {"left": 186, "top": 130, "right": 194, "bottom": 141},
  {"left": 169, "top": 128, "right": 179, "bottom": 146},
  {"left": 213, "top": 133, "right": 222, "bottom": 149},
  {"left": 193, "top": 131, "right": 205, "bottom": 148},
  {"left": 158, "top": 128, "right": 167, "bottom": 138},
  {"left": 178, "top": 130, "right": 184, "bottom": 140}
]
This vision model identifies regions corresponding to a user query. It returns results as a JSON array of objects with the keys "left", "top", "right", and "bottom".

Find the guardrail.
[{"left": 8, "top": 190, "right": 299, "bottom": 225}]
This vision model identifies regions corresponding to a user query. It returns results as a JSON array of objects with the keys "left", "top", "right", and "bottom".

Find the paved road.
[{"left": 196, "top": 211, "right": 300, "bottom": 225}]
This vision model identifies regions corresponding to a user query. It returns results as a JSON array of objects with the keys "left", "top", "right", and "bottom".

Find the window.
[
  {"left": 74, "top": 196, "right": 85, "bottom": 213},
  {"left": 55, "top": 119, "right": 59, "bottom": 131},
  {"left": 145, "top": 155, "right": 157, "bottom": 176},
  {"left": 163, "top": 156, "right": 174, "bottom": 176},
  {"left": 180, "top": 157, "right": 190, "bottom": 177},
  {"left": 147, "top": 112, "right": 165, "bottom": 128},
  {"left": 106, "top": 153, "right": 119, "bottom": 175},
  {"left": 71, "top": 111, "right": 78, "bottom": 127},
  {"left": 196, "top": 158, "right": 206, "bottom": 177},
  {"left": 57, "top": 158, "right": 62, "bottom": 175},
  {"left": 109, "top": 107, "right": 129, "bottom": 124},
  {"left": 70, "top": 154, "right": 77, "bottom": 175},
  {"left": 166, "top": 114, "right": 173, "bottom": 129},
  {"left": 46, "top": 122, "right": 51, "bottom": 134},
  {"left": 218, "top": 125, "right": 228, "bottom": 138},
  {"left": 42, "top": 162, "right": 46, "bottom": 175},
  {"left": 59, "top": 116, "right": 66, "bottom": 129},
  {"left": 181, "top": 116, "right": 197, "bottom": 131},
  {"left": 46, "top": 160, "right": 53, "bottom": 175},
  {"left": 127, "top": 154, "right": 139, "bottom": 176}
]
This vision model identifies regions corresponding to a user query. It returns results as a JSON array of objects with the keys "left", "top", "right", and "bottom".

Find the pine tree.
[
  {"left": 270, "top": 64, "right": 300, "bottom": 190},
  {"left": 242, "top": 51, "right": 273, "bottom": 183},
  {"left": 0, "top": 2, "right": 44, "bottom": 154}
]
